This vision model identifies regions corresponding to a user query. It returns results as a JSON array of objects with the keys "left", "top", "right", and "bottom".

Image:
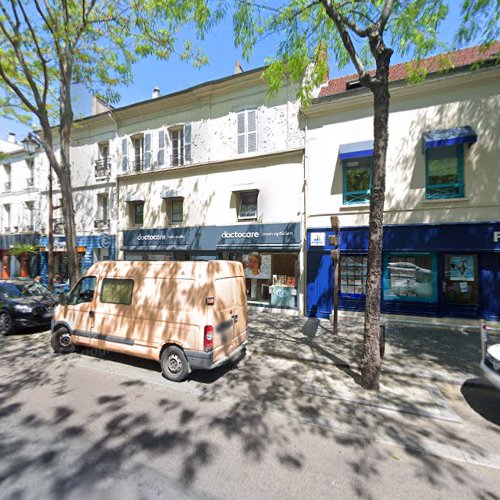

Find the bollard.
[{"left": 379, "top": 324, "right": 386, "bottom": 358}]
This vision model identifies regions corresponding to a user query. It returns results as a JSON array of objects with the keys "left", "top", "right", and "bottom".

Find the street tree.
[
  {"left": 0, "top": 0, "right": 224, "bottom": 286},
  {"left": 232, "top": 0, "right": 499, "bottom": 390}
]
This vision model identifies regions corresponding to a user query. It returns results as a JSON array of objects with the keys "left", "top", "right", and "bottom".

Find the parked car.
[
  {"left": 0, "top": 279, "right": 56, "bottom": 335},
  {"left": 480, "top": 324, "right": 500, "bottom": 390},
  {"left": 51, "top": 260, "right": 248, "bottom": 381}
]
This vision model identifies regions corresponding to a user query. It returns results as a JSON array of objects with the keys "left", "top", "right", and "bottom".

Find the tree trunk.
[
  {"left": 360, "top": 54, "right": 391, "bottom": 391},
  {"left": 58, "top": 60, "right": 80, "bottom": 287}
]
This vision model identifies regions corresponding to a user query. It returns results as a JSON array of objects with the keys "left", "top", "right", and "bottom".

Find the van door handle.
[{"left": 89, "top": 311, "right": 95, "bottom": 319}]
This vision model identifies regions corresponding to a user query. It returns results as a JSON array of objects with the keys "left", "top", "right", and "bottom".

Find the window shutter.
[
  {"left": 184, "top": 123, "right": 192, "bottom": 163},
  {"left": 157, "top": 130, "right": 165, "bottom": 168},
  {"left": 144, "top": 133, "right": 152, "bottom": 170},
  {"left": 237, "top": 112, "right": 246, "bottom": 154},
  {"left": 247, "top": 110, "right": 257, "bottom": 152},
  {"left": 121, "top": 138, "right": 128, "bottom": 172}
]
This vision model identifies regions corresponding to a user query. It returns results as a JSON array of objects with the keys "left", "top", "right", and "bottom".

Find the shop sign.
[
  {"left": 123, "top": 223, "right": 301, "bottom": 251},
  {"left": 99, "top": 233, "right": 111, "bottom": 249},
  {"left": 494, "top": 231, "right": 500, "bottom": 243},
  {"left": 310, "top": 232, "right": 326, "bottom": 247}
]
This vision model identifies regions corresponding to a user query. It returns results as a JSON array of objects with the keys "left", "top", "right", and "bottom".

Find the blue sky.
[{"left": 0, "top": 5, "right": 466, "bottom": 142}]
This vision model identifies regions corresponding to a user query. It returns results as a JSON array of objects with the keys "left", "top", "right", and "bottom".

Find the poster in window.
[
  {"left": 243, "top": 253, "right": 271, "bottom": 279},
  {"left": 449, "top": 255, "right": 474, "bottom": 281}
]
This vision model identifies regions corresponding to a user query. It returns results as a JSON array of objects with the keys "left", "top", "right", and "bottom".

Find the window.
[
  {"left": 171, "top": 129, "right": 184, "bottom": 166},
  {"left": 4, "top": 164, "right": 11, "bottom": 190},
  {"left": 343, "top": 157, "right": 372, "bottom": 204},
  {"left": 170, "top": 124, "right": 192, "bottom": 167},
  {"left": 101, "top": 278, "right": 134, "bottom": 305},
  {"left": 443, "top": 254, "right": 479, "bottom": 305},
  {"left": 98, "top": 142, "right": 109, "bottom": 160},
  {"left": 24, "top": 202, "right": 34, "bottom": 230},
  {"left": 426, "top": 145, "right": 464, "bottom": 199},
  {"left": 3, "top": 204, "right": 11, "bottom": 231},
  {"left": 97, "top": 194, "right": 108, "bottom": 221},
  {"left": 133, "top": 202, "right": 144, "bottom": 226},
  {"left": 133, "top": 136, "right": 144, "bottom": 171},
  {"left": 171, "top": 199, "right": 183, "bottom": 224},
  {"left": 340, "top": 255, "right": 367, "bottom": 296},
  {"left": 238, "top": 191, "right": 258, "bottom": 220},
  {"left": 383, "top": 253, "right": 437, "bottom": 303},
  {"left": 69, "top": 276, "right": 96, "bottom": 306},
  {"left": 237, "top": 110, "right": 257, "bottom": 154}
]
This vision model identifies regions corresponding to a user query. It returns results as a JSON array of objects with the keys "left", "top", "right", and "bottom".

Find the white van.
[{"left": 51, "top": 260, "right": 248, "bottom": 381}]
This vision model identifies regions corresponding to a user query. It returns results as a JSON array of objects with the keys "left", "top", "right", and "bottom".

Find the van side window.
[
  {"left": 69, "top": 277, "right": 96, "bottom": 306},
  {"left": 101, "top": 278, "right": 134, "bottom": 305}
]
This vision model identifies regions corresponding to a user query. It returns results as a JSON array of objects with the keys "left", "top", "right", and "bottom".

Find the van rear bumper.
[{"left": 185, "top": 340, "right": 247, "bottom": 371}]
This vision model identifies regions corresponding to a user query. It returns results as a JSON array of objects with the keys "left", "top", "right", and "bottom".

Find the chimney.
[
  {"left": 152, "top": 87, "right": 160, "bottom": 99},
  {"left": 8, "top": 132, "right": 16, "bottom": 144},
  {"left": 234, "top": 61, "right": 244, "bottom": 74}
]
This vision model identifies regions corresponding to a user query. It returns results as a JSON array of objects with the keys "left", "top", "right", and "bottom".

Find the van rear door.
[{"left": 212, "top": 274, "right": 247, "bottom": 362}]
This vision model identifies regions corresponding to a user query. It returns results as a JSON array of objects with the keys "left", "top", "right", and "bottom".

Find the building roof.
[{"left": 319, "top": 42, "right": 500, "bottom": 98}]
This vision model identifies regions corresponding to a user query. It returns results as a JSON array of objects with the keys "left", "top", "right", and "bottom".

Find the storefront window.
[
  {"left": 340, "top": 255, "right": 367, "bottom": 296},
  {"left": 222, "top": 251, "right": 299, "bottom": 308},
  {"left": 443, "top": 254, "right": 478, "bottom": 305},
  {"left": 383, "top": 253, "right": 437, "bottom": 303}
]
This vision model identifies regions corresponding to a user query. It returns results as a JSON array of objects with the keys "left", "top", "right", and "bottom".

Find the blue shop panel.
[
  {"left": 480, "top": 253, "right": 500, "bottom": 322},
  {"left": 306, "top": 250, "right": 334, "bottom": 318}
]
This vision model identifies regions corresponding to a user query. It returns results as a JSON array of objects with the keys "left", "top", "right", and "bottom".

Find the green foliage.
[
  {"left": 0, "top": 0, "right": 227, "bottom": 125},
  {"left": 231, "top": 0, "right": 498, "bottom": 104},
  {"left": 9, "top": 244, "right": 38, "bottom": 257}
]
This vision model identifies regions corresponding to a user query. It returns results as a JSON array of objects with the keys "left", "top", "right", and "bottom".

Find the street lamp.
[{"left": 22, "top": 133, "right": 55, "bottom": 292}]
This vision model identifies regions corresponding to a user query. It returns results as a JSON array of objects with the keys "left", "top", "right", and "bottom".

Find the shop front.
[
  {"left": 0, "top": 233, "right": 40, "bottom": 279},
  {"left": 122, "top": 222, "right": 302, "bottom": 311},
  {"left": 306, "top": 222, "right": 500, "bottom": 322},
  {"left": 38, "top": 233, "right": 116, "bottom": 285}
]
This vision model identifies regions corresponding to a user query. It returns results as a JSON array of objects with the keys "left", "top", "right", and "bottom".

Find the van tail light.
[{"left": 204, "top": 325, "right": 214, "bottom": 352}]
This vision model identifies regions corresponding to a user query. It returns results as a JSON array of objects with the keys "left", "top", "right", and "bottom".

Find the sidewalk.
[{"left": 248, "top": 310, "right": 494, "bottom": 385}]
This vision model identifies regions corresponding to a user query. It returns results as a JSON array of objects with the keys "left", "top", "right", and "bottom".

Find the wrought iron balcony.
[
  {"left": 94, "top": 219, "right": 110, "bottom": 230},
  {"left": 4, "top": 182, "right": 11, "bottom": 191},
  {"left": 95, "top": 158, "right": 111, "bottom": 178}
]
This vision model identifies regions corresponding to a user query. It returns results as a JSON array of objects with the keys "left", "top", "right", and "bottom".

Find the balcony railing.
[
  {"left": 4, "top": 226, "right": 10, "bottom": 233},
  {"left": 95, "top": 158, "right": 111, "bottom": 178},
  {"left": 4, "top": 182, "right": 11, "bottom": 191},
  {"left": 24, "top": 225, "right": 34, "bottom": 232}
]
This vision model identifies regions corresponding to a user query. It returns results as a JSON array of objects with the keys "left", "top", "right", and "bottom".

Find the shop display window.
[
  {"left": 383, "top": 253, "right": 438, "bottom": 303},
  {"left": 340, "top": 255, "right": 367, "bottom": 296},
  {"left": 223, "top": 251, "right": 299, "bottom": 308},
  {"left": 443, "top": 254, "right": 479, "bottom": 305}
]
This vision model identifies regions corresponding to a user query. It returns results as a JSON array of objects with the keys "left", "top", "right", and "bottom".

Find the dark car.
[{"left": 0, "top": 279, "right": 56, "bottom": 335}]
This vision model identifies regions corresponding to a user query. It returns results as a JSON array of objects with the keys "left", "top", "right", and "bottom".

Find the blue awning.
[
  {"left": 339, "top": 140, "right": 374, "bottom": 160},
  {"left": 423, "top": 126, "right": 477, "bottom": 150}
]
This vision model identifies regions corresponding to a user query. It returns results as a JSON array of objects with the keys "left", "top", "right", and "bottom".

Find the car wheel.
[
  {"left": 0, "top": 311, "right": 13, "bottom": 336},
  {"left": 51, "top": 327, "right": 74, "bottom": 354},
  {"left": 161, "top": 345, "right": 189, "bottom": 382}
]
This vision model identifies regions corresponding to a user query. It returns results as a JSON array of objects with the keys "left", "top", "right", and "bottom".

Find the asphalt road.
[{"left": 1, "top": 329, "right": 500, "bottom": 500}]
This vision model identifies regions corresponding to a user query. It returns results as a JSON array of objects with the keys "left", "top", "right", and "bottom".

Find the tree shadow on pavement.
[{"left": 461, "top": 379, "right": 500, "bottom": 427}]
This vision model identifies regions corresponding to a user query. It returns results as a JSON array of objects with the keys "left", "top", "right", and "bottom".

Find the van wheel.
[
  {"left": 161, "top": 346, "right": 189, "bottom": 382},
  {"left": 51, "top": 327, "right": 74, "bottom": 354}
]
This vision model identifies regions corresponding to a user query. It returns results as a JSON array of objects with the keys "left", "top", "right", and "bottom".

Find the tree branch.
[{"left": 378, "top": 0, "right": 395, "bottom": 33}]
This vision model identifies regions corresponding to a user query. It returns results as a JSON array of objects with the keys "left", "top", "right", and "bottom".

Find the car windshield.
[{"left": 0, "top": 282, "right": 51, "bottom": 299}]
